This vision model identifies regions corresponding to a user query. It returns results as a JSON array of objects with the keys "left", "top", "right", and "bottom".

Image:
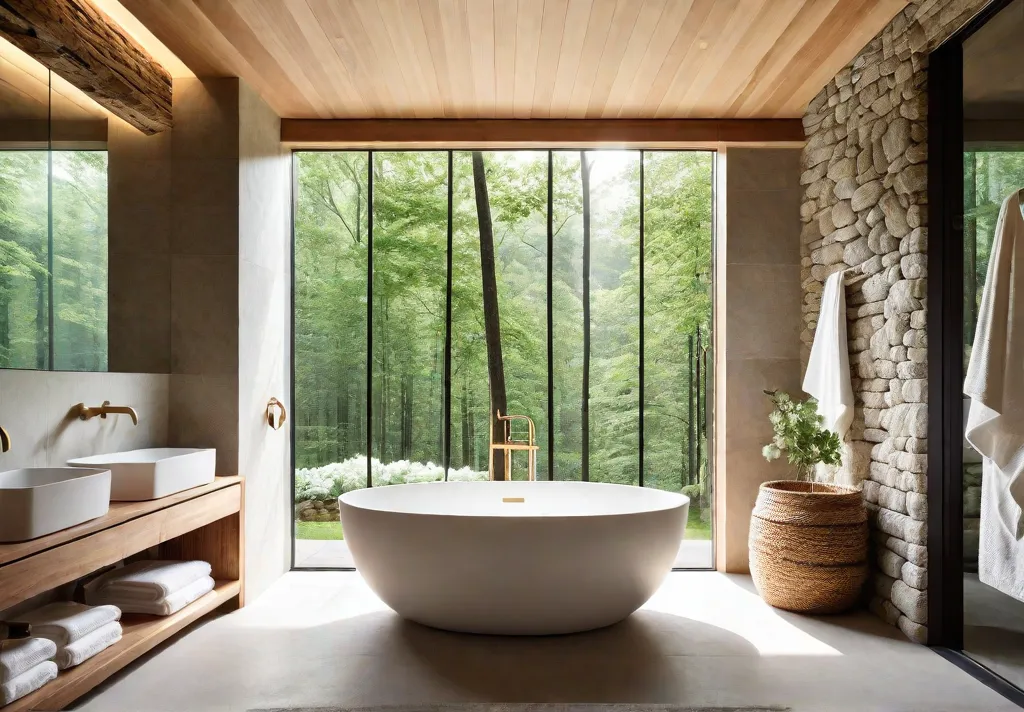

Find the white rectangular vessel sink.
[
  {"left": 0, "top": 468, "right": 111, "bottom": 542},
  {"left": 68, "top": 448, "right": 216, "bottom": 501}
]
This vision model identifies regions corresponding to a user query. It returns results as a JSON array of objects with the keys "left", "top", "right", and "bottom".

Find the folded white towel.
[
  {"left": 88, "top": 575, "right": 215, "bottom": 616},
  {"left": 55, "top": 622, "right": 122, "bottom": 670},
  {"left": 0, "top": 638, "right": 57, "bottom": 683},
  {"left": 20, "top": 601, "right": 121, "bottom": 647},
  {"left": 84, "top": 560, "right": 212, "bottom": 602},
  {"left": 0, "top": 661, "right": 57, "bottom": 706}
]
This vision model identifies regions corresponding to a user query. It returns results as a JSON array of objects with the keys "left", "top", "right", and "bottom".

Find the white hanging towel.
[
  {"left": 965, "top": 189, "right": 1024, "bottom": 602},
  {"left": 803, "top": 269, "right": 854, "bottom": 439}
]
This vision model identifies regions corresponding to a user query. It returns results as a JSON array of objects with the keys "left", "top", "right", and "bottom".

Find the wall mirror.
[{"left": 0, "top": 36, "right": 109, "bottom": 372}]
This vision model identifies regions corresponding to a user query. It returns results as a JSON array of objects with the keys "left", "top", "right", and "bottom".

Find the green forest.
[
  {"left": 0, "top": 150, "right": 108, "bottom": 371},
  {"left": 963, "top": 151, "right": 1024, "bottom": 358},
  {"left": 293, "top": 150, "right": 714, "bottom": 530}
]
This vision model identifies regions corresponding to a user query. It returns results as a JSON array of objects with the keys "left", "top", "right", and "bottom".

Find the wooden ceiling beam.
[
  {"left": 0, "top": 0, "right": 172, "bottom": 134},
  {"left": 280, "top": 119, "right": 805, "bottom": 148}
]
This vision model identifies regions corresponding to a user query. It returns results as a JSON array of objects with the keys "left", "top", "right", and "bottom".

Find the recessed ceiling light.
[{"left": 698, "top": 40, "right": 709, "bottom": 50}]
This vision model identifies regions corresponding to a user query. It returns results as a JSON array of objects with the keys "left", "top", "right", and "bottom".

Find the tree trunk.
[
  {"left": 340, "top": 379, "right": 349, "bottom": 459},
  {"left": 461, "top": 375, "right": 471, "bottom": 467},
  {"left": 472, "top": 151, "right": 508, "bottom": 480},
  {"left": 580, "top": 151, "right": 592, "bottom": 482},
  {"left": 34, "top": 269, "right": 46, "bottom": 369},
  {"left": 376, "top": 299, "right": 388, "bottom": 461},
  {"left": 688, "top": 334, "right": 695, "bottom": 486},
  {"left": 401, "top": 372, "right": 413, "bottom": 459}
]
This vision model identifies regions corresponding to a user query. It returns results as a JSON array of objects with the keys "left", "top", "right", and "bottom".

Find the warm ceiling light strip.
[{"left": 87, "top": 0, "right": 194, "bottom": 79}]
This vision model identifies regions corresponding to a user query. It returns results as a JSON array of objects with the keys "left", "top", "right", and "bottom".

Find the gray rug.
[{"left": 257, "top": 706, "right": 789, "bottom": 712}]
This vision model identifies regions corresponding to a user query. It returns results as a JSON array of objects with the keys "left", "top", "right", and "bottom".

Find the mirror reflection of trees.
[
  {"left": 293, "top": 150, "right": 713, "bottom": 540},
  {"left": 0, "top": 150, "right": 107, "bottom": 371}
]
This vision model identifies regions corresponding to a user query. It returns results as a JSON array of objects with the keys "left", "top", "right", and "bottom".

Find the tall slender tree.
[{"left": 472, "top": 151, "right": 508, "bottom": 480}]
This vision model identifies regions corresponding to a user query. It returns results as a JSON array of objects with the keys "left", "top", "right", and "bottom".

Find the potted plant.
[{"left": 748, "top": 390, "right": 868, "bottom": 614}]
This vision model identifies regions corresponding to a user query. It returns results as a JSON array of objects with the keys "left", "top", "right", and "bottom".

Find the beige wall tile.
[
  {"left": 171, "top": 158, "right": 240, "bottom": 256},
  {"left": 171, "top": 78, "right": 240, "bottom": 161},
  {"left": 108, "top": 158, "right": 172, "bottom": 256},
  {"left": 170, "top": 255, "right": 239, "bottom": 376},
  {"left": 725, "top": 187, "right": 803, "bottom": 266},
  {"left": 726, "top": 148, "right": 802, "bottom": 192},
  {"left": 168, "top": 373, "right": 239, "bottom": 475},
  {"left": 109, "top": 253, "right": 171, "bottom": 374},
  {"left": 725, "top": 264, "right": 802, "bottom": 361}
]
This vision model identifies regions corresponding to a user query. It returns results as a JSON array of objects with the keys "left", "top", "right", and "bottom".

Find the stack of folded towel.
[
  {"left": 84, "top": 560, "right": 214, "bottom": 616},
  {"left": 21, "top": 602, "right": 122, "bottom": 671},
  {"left": 0, "top": 637, "right": 58, "bottom": 706}
]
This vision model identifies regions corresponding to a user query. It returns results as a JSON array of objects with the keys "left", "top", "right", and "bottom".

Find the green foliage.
[{"left": 761, "top": 390, "right": 842, "bottom": 481}]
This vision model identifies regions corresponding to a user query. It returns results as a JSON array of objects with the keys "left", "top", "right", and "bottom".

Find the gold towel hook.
[{"left": 267, "top": 397, "right": 287, "bottom": 431}]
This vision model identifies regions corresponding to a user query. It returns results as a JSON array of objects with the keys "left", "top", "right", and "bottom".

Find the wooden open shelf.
[
  {"left": 5, "top": 581, "right": 240, "bottom": 712},
  {"left": 0, "top": 477, "right": 243, "bottom": 567},
  {"left": 0, "top": 477, "right": 244, "bottom": 710}
]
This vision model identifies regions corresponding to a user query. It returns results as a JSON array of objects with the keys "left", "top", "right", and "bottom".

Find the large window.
[{"left": 293, "top": 150, "right": 714, "bottom": 568}]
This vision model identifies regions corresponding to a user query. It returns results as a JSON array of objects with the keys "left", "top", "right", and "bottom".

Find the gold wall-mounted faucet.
[
  {"left": 0, "top": 425, "right": 10, "bottom": 452},
  {"left": 76, "top": 401, "right": 139, "bottom": 426}
]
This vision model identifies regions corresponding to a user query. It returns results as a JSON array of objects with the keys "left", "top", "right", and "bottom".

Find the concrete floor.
[
  {"left": 75, "top": 572, "right": 1017, "bottom": 712},
  {"left": 294, "top": 539, "right": 714, "bottom": 570},
  {"left": 964, "top": 573, "right": 1024, "bottom": 691}
]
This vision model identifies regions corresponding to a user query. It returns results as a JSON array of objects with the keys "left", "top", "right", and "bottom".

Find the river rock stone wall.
[{"left": 799, "top": 0, "right": 989, "bottom": 643}]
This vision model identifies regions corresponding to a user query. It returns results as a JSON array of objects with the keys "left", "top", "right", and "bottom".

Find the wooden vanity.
[{"left": 0, "top": 476, "right": 244, "bottom": 711}]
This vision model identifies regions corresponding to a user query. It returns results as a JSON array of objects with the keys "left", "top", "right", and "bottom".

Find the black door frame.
[{"left": 927, "top": 0, "right": 1024, "bottom": 705}]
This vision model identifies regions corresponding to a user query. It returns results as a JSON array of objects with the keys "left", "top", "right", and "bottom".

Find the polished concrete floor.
[
  {"left": 76, "top": 572, "right": 1018, "bottom": 712},
  {"left": 964, "top": 573, "right": 1024, "bottom": 691},
  {"left": 294, "top": 539, "right": 714, "bottom": 569}
]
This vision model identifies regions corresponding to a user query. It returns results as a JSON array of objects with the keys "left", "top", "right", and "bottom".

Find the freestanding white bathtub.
[{"left": 338, "top": 481, "right": 688, "bottom": 635}]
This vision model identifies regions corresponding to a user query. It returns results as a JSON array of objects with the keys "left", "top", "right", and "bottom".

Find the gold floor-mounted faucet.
[
  {"left": 75, "top": 401, "right": 139, "bottom": 426},
  {"left": 489, "top": 410, "right": 538, "bottom": 481}
]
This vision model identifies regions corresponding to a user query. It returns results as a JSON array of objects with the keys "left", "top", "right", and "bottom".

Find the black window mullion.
[
  {"left": 581, "top": 151, "right": 591, "bottom": 483},
  {"left": 444, "top": 151, "right": 453, "bottom": 479},
  {"left": 46, "top": 72, "right": 54, "bottom": 371},
  {"left": 639, "top": 151, "right": 645, "bottom": 488},
  {"left": 366, "top": 150, "right": 374, "bottom": 488},
  {"left": 546, "top": 152, "right": 554, "bottom": 481}
]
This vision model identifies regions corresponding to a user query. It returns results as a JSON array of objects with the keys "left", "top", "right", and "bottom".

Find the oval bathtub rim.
[{"left": 337, "top": 480, "right": 690, "bottom": 519}]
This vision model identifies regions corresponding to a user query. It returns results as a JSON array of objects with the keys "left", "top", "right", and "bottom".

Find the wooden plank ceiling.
[{"left": 119, "top": 0, "right": 907, "bottom": 120}]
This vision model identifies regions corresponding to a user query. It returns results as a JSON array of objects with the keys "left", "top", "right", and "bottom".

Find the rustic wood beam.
[
  {"left": 281, "top": 119, "right": 806, "bottom": 148},
  {"left": 0, "top": 0, "right": 172, "bottom": 134}
]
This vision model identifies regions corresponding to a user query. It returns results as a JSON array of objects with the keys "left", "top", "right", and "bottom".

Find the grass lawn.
[
  {"left": 296, "top": 509, "right": 711, "bottom": 542},
  {"left": 685, "top": 505, "right": 712, "bottom": 540},
  {"left": 296, "top": 521, "right": 344, "bottom": 540}
]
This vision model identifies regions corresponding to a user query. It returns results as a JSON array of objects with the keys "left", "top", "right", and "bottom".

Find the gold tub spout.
[
  {"left": 76, "top": 401, "right": 139, "bottom": 425},
  {"left": 0, "top": 425, "right": 10, "bottom": 452},
  {"left": 489, "top": 410, "right": 538, "bottom": 481}
]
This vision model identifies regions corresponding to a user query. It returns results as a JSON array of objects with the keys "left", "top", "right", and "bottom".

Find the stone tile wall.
[{"left": 799, "top": 0, "right": 989, "bottom": 643}]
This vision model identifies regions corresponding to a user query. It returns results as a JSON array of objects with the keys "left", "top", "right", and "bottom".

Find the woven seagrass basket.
[{"left": 749, "top": 480, "right": 868, "bottom": 614}]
